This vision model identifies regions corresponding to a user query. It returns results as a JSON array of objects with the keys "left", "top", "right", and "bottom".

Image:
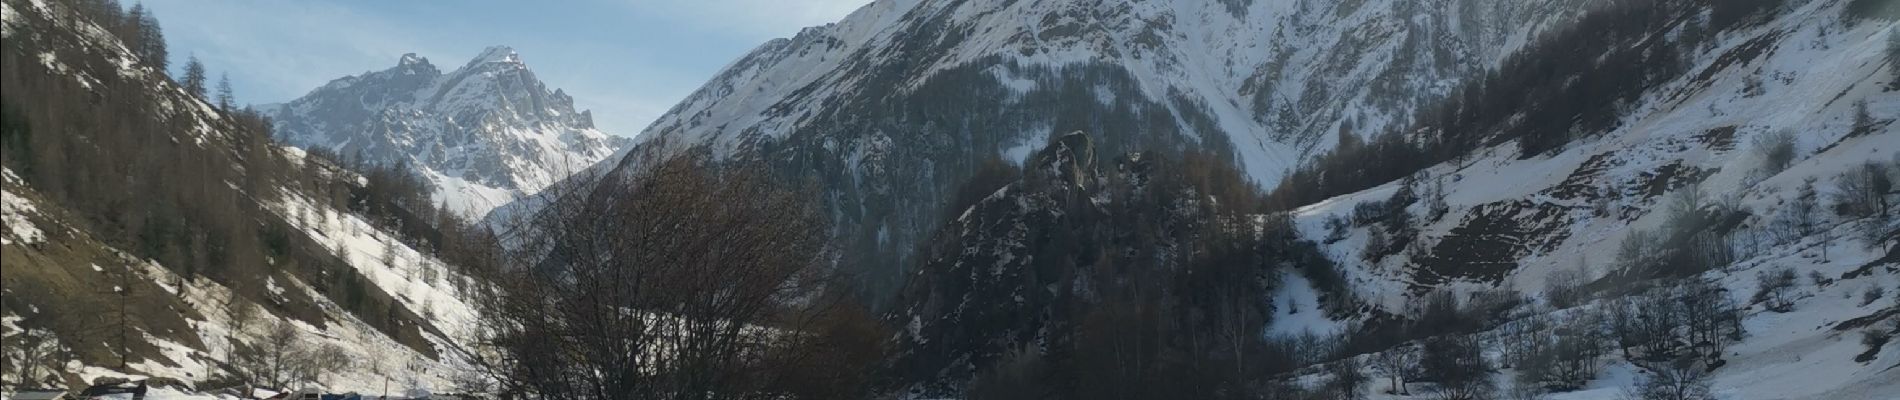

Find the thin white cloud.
[
  {"left": 622, "top": 0, "right": 873, "bottom": 39},
  {"left": 143, "top": 0, "right": 872, "bottom": 137},
  {"left": 148, "top": 0, "right": 443, "bottom": 102}
]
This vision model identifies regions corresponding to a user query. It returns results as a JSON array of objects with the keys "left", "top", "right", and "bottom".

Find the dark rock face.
[
  {"left": 886, "top": 135, "right": 1173, "bottom": 392},
  {"left": 1415, "top": 200, "right": 1575, "bottom": 289},
  {"left": 884, "top": 133, "right": 1341, "bottom": 394}
]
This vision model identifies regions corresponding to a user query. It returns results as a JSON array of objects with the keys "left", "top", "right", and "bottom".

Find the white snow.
[
  {"left": 1283, "top": 3, "right": 1900, "bottom": 398},
  {"left": 271, "top": 192, "right": 485, "bottom": 343},
  {"left": 631, "top": 0, "right": 1599, "bottom": 190},
  {"left": 2, "top": 167, "right": 47, "bottom": 247},
  {"left": 1, "top": 187, "right": 44, "bottom": 246},
  {"left": 1267, "top": 269, "right": 1346, "bottom": 337}
]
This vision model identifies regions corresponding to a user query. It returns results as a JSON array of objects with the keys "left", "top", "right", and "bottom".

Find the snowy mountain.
[
  {"left": 883, "top": 0, "right": 1900, "bottom": 397},
  {"left": 6, "top": 0, "right": 1896, "bottom": 396},
  {"left": 269, "top": 46, "right": 629, "bottom": 217},
  {"left": 595, "top": 0, "right": 1601, "bottom": 300}
]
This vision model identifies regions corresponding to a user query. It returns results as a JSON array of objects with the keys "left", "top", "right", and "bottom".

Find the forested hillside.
[{"left": 2, "top": 0, "right": 502, "bottom": 391}]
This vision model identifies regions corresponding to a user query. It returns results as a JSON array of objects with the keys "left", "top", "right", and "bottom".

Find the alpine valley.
[{"left": 2, "top": 0, "right": 1897, "bottom": 399}]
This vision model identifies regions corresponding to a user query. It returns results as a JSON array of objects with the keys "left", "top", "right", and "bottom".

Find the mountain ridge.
[
  {"left": 577, "top": 0, "right": 1600, "bottom": 304},
  {"left": 269, "top": 45, "right": 629, "bottom": 217}
]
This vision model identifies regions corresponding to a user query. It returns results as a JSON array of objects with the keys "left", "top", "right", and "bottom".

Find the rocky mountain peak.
[
  {"left": 398, "top": 52, "right": 430, "bottom": 68},
  {"left": 271, "top": 45, "right": 629, "bottom": 217},
  {"left": 468, "top": 45, "right": 521, "bottom": 66}
]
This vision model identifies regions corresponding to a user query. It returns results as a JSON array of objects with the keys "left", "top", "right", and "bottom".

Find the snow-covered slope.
[
  {"left": 1288, "top": 0, "right": 1896, "bottom": 319},
  {"left": 3, "top": 166, "right": 483, "bottom": 392},
  {"left": 881, "top": 0, "right": 1898, "bottom": 397},
  {"left": 1268, "top": 0, "right": 1900, "bottom": 397},
  {"left": 637, "top": 0, "right": 1589, "bottom": 172},
  {"left": 1, "top": 0, "right": 487, "bottom": 392},
  {"left": 269, "top": 47, "right": 629, "bottom": 217}
]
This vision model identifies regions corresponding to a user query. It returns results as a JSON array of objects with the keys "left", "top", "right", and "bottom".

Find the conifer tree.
[
  {"left": 77, "top": 0, "right": 125, "bottom": 32},
  {"left": 1890, "top": 31, "right": 1899, "bottom": 74},
  {"left": 121, "top": 2, "right": 145, "bottom": 45},
  {"left": 122, "top": 3, "right": 168, "bottom": 70},
  {"left": 137, "top": 4, "right": 166, "bottom": 70},
  {"left": 182, "top": 55, "right": 207, "bottom": 97},
  {"left": 216, "top": 73, "right": 235, "bottom": 111}
]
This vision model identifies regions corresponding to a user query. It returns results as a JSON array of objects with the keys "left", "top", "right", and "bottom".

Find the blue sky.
[{"left": 144, "top": 0, "right": 872, "bottom": 137}]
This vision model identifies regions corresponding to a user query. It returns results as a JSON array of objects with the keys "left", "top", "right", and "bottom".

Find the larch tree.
[
  {"left": 123, "top": 3, "right": 167, "bottom": 70},
  {"left": 1888, "top": 31, "right": 1898, "bottom": 84},
  {"left": 216, "top": 72, "right": 235, "bottom": 111},
  {"left": 181, "top": 55, "right": 207, "bottom": 98},
  {"left": 119, "top": 3, "right": 146, "bottom": 56}
]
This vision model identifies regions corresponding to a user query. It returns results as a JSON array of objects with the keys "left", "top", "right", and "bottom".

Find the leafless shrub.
[{"left": 467, "top": 151, "right": 882, "bottom": 399}]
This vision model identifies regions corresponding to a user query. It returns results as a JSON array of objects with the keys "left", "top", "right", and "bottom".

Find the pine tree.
[
  {"left": 1854, "top": 100, "right": 1874, "bottom": 133},
  {"left": 1776, "top": 178, "right": 1821, "bottom": 242},
  {"left": 181, "top": 55, "right": 207, "bottom": 97},
  {"left": 77, "top": 0, "right": 125, "bottom": 32},
  {"left": 1888, "top": 31, "right": 1899, "bottom": 87},
  {"left": 121, "top": 3, "right": 147, "bottom": 58},
  {"left": 1890, "top": 31, "right": 1899, "bottom": 72},
  {"left": 216, "top": 73, "right": 235, "bottom": 111},
  {"left": 135, "top": 4, "right": 166, "bottom": 70}
]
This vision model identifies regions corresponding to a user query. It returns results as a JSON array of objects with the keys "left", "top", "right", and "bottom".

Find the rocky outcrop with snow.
[{"left": 270, "top": 46, "right": 629, "bottom": 217}]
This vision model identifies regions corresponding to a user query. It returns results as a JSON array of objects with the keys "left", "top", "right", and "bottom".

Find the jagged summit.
[
  {"left": 468, "top": 45, "right": 521, "bottom": 65},
  {"left": 270, "top": 45, "right": 629, "bottom": 217},
  {"left": 398, "top": 52, "right": 429, "bottom": 67}
]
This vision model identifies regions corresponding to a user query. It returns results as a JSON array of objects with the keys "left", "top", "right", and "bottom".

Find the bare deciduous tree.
[
  {"left": 1624, "top": 358, "right": 1715, "bottom": 400},
  {"left": 288, "top": 342, "right": 350, "bottom": 389},
  {"left": 1324, "top": 358, "right": 1370, "bottom": 399},
  {"left": 1752, "top": 130, "right": 1796, "bottom": 176},
  {"left": 1422, "top": 335, "right": 1492, "bottom": 400},
  {"left": 224, "top": 296, "right": 257, "bottom": 336},
  {"left": 6, "top": 323, "right": 59, "bottom": 386},
  {"left": 233, "top": 318, "right": 353, "bottom": 390},
  {"left": 1545, "top": 264, "right": 1590, "bottom": 309},
  {"left": 1753, "top": 267, "right": 1798, "bottom": 313},
  {"left": 1371, "top": 344, "right": 1416, "bottom": 395},
  {"left": 1675, "top": 277, "right": 1742, "bottom": 360},
  {"left": 1834, "top": 161, "right": 1895, "bottom": 221},
  {"left": 241, "top": 319, "right": 302, "bottom": 389},
  {"left": 469, "top": 151, "right": 880, "bottom": 399}
]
